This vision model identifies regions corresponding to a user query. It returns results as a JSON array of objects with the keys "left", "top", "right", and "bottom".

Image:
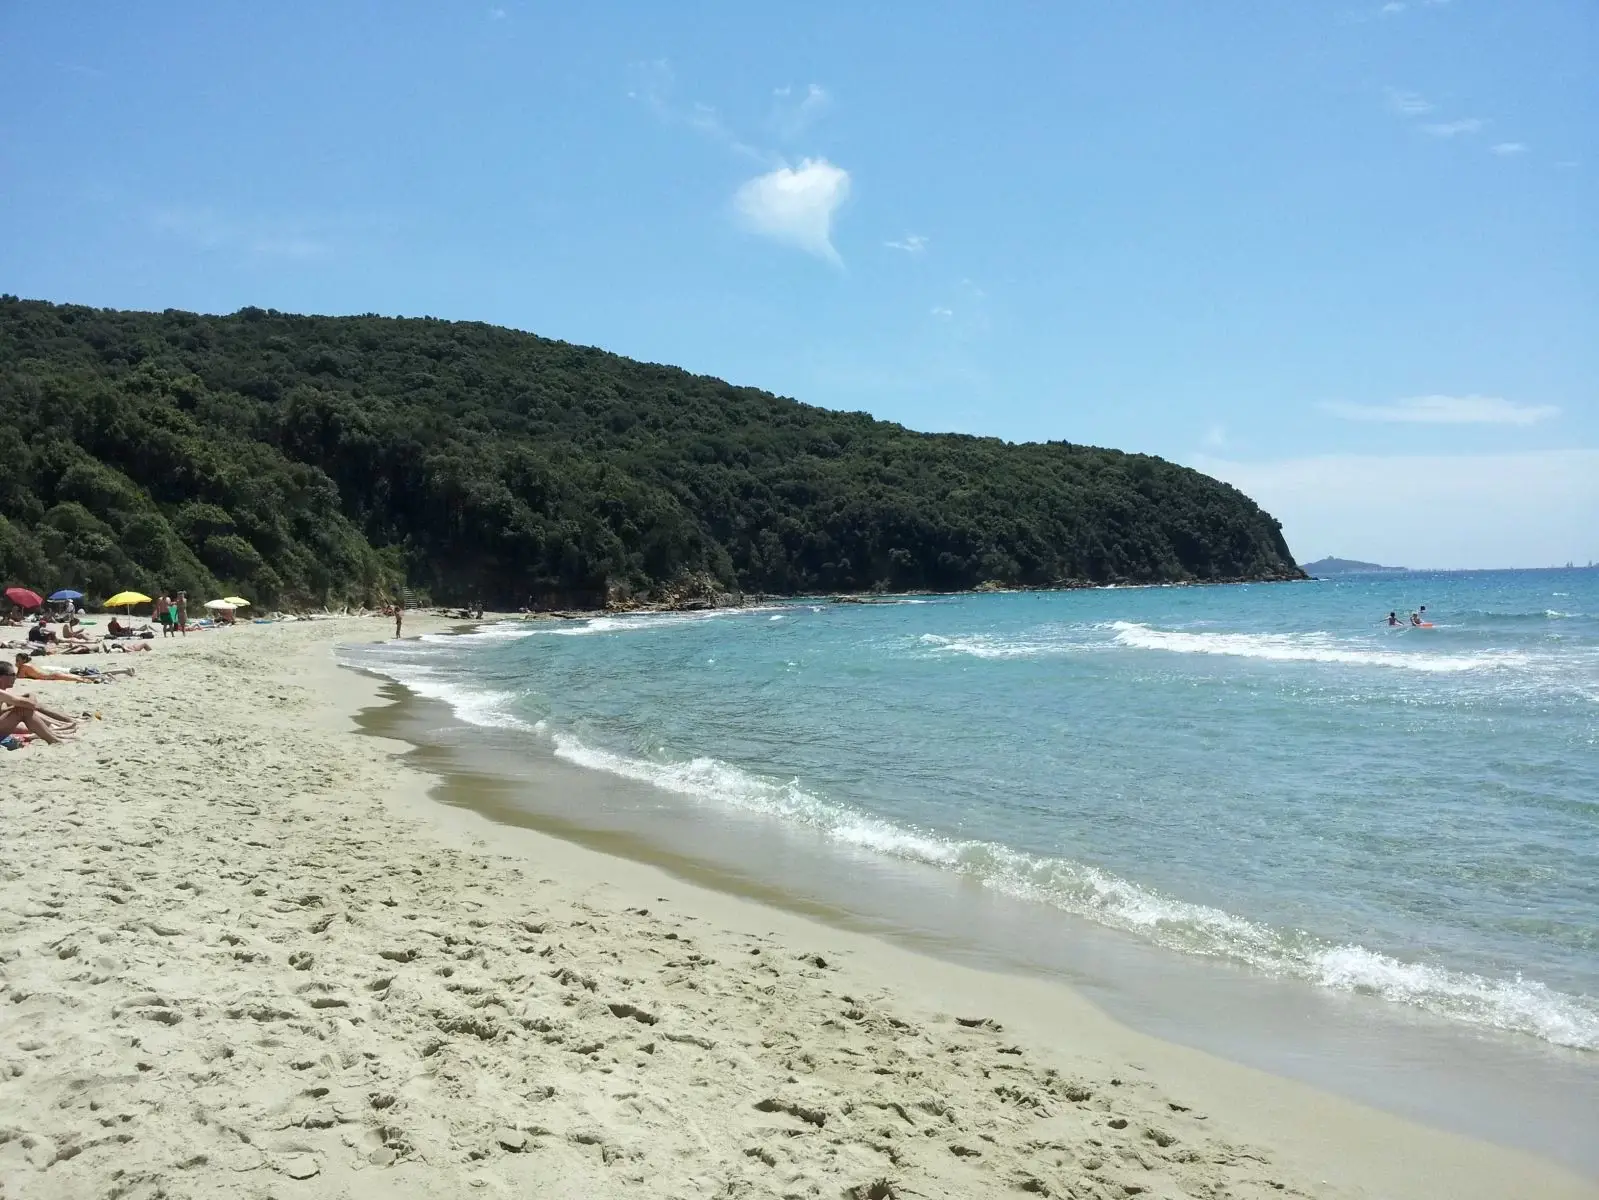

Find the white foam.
[
  {"left": 917, "top": 631, "right": 1088, "bottom": 660},
  {"left": 1110, "top": 621, "right": 1521, "bottom": 673},
  {"left": 536, "top": 606, "right": 790, "bottom": 637},
  {"left": 358, "top": 660, "right": 534, "bottom": 731},
  {"left": 418, "top": 621, "right": 541, "bottom": 644},
  {"left": 548, "top": 734, "right": 947, "bottom": 860},
  {"left": 543, "top": 730, "right": 1599, "bottom": 1050},
  {"left": 1308, "top": 946, "right": 1599, "bottom": 1049},
  {"left": 466, "top": 622, "right": 543, "bottom": 640}
]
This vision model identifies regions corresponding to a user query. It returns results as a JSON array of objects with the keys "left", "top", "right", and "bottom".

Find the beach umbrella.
[
  {"left": 104, "top": 590, "right": 153, "bottom": 608},
  {"left": 4, "top": 587, "right": 43, "bottom": 609},
  {"left": 203, "top": 599, "right": 235, "bottom": 610},
  {"left": 222, "top": 596, "right": 251, "bottom": 608},
  {"left": 49, "top": 589, "right": 85, "bottom": 602}
]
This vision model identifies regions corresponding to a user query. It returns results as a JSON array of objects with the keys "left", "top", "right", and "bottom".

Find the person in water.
[
  {"left": 1410, "top": 610, "right": 1423, "bottom": 626},
  {"left": 1387, "top": 612, "right": 1401, "bottom": 626}
]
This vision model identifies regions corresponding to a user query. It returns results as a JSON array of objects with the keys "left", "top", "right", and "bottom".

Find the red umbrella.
[{"left": 4, "top": 587, "right": 43, "bottom": 610}]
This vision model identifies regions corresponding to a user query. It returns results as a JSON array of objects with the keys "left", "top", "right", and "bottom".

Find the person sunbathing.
[
  {"left": 15, "top": 652, "right": 90, "bottom": 682},
  {"left": 0, "top": 665, "right": 72, "bottom": 744},
  {"left": 62, "top": 617, "right": 90, "bottom": 642},
  {"left": 26, "top": 620, "right": 58, "bottom": 646}
]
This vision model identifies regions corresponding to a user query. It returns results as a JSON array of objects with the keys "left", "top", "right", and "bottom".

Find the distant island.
[
  {"left": 1302, "top": 557, "right": 1408, "bottom": 575},
  {"left": 0, "top": 298, "right": 1305, "bottom": 608}
]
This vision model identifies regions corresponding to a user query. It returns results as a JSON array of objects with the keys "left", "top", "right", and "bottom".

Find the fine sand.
[{"left": 2, "top": 618, "right": 1593, "bottom": 1199}]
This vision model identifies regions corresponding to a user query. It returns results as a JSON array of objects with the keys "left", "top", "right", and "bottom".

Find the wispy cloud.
[
  {"left": 885, "top": 234, "right": 928, "bottom": 255},
  {"left": 771, "top": 83, "right": 831, "bottom": 140},
  {"left": 925, "top": 280, "right": 993, "bottom": 340},
  {"left": 629, "top": 60, "right": 764, "bottom": 161},
  {"left": 487, "top": 6, "right": 506, "bottom": 18},
  {"left": 1386, "top": 87, "right": 1498, "bottom": 146},
  {"left": 1320, "top": 395, "right": 1559, "bottom": 426},
  {"left": 1491, "top": 141, "right": 1528, "bottom": 156},
  {"left": 1420, "top": 118, "right": 1483, "bottom": 137},
  {"left": 734, "top": 158, "right": 851, "bottom": 264},
  {"left": 149, "top": 206, "right": 339, "bottom": 260},
  {"left": 1201, "top": 424, "right": 1228, "bottom": 451},
  {"left": 636, "top": 63, "right": 852, "bottom": 263},
  {"left": 1385, "top": 88, "right": 1434, "bottom": 117},
  {"left": 1377, "top": 0, "right": 1450, "bottom": 15}
]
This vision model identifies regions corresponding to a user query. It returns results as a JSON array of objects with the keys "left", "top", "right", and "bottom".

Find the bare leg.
[{"left": 0, "top": 708, "right": 60, "bottom": 745}]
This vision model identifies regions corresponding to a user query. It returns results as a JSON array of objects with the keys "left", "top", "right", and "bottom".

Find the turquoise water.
[{"left": 358, "top": 570, "right": 1599, "bottom": 1051}]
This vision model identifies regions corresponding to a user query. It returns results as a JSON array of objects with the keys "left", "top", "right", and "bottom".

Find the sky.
[{"left": 2, "top": 2, "right": 1595, "bottom": 569}]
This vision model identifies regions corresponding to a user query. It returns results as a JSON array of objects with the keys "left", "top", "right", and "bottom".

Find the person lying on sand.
[
  {"left": 0, "top": 662, "right": 79, "bottom": 722},
  {"left": 15, "top": 652, "right": 91, "bottom": 682}
]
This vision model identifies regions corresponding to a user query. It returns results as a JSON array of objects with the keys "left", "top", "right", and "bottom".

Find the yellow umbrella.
[
  {"left": 222, "top": 596, "right": 251, "bottom": 608},
  {"left": 105, "top": 591, "right": 152, "bottom": 607}
]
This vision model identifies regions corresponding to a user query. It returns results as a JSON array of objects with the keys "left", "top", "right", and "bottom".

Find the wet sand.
[
  {"left": 353, "top": 667, "right": 1599, "bottom": 1182},
  {"left": 1, "top": 617, "right": 1592, "bottom": 1199}
]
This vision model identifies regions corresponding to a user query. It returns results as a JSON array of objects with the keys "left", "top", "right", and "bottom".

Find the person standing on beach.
[
  {"left": 155, "top": 594, "right": 173, "bottom": 638},
  {"left": 394, "top": 600, "right": 403, "bottom": 640},
  {"left": 176, "top": 591, "right": 188, "bottom": 636}
]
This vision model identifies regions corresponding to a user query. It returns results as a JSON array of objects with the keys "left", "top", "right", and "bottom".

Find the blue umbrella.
[{"left": 49, "top": 589, "right": 84, "bottom": 602}]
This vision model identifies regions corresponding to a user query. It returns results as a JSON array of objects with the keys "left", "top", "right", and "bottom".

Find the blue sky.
[{"left": 3, "top": 2, "right": 1594, "bottom": 568}]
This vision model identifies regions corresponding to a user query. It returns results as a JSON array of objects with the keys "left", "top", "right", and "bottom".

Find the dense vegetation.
[{"left": 0, "top": 297, "right": 1302, "bottom": 608}]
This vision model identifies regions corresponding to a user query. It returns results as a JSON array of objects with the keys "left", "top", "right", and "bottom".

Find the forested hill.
[{"left": 0, "top": 298, "right": 1303, "bottom": 608}]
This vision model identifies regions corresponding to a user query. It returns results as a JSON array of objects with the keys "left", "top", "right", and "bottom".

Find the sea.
[{"left": 341, "top": 568, "right": 1599, "bottom": 1162}]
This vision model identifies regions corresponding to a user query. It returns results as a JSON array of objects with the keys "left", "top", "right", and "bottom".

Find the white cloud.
[
  {"left": 772, "top": 83, "right": 831, "bottom": 139},
  {"left": 1193, "top": 450, "right": 1599, "bottom": 570},
  {"left": 930, "top": 306, "right": 953, "bottom": 319},
  {"left": 630, "top": 60, "right": 763, "bottom": 161},
  {"left": 734, "top": 158, "right": 851, "bottom": 263},
  {"left": 1491, "top": 141, "right": 1527, "bottom": 156},
  {"left": 1385, "top": 88, "right": 1434, "bottom": 117},
  {"left": 1319, "top": 395, "right": 1559, "bottom": 426},
  {"left": 885, "top": 234, "right": 928, "bottom": 254},
  {"left": 1379, "top": 0, "right": 1449, "bottom": 14},
  {"left": 248, "top": 235, "right": 329, "bottom": 260},
  {"left": 150, "top": 207, "right": 332, "bottom": 259},
  {"left": 1421, "top": 118, "right": 1483, "bottom": 137},
  {"left": 488, "top": 6, "right": 506, "bottom": 18}
]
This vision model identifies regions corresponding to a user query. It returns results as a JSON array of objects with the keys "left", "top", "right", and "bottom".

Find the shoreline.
[
  {"left": 1, "top": 619, "right": 1592, "bottom": 1198},
  {"left": 344, "top": 637, "right": 1599, "bottom": 1180}
]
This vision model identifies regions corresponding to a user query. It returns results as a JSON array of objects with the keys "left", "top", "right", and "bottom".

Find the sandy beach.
[{"left": 1, "top": 618, "right": 1592, "bottom": 1200}]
